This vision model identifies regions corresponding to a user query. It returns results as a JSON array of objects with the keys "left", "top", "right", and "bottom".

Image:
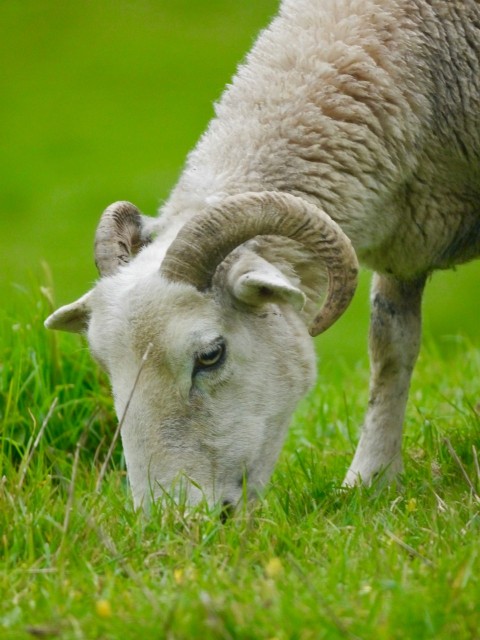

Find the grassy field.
[
  {"left": 1, "top": 2, "right": 480, "bottom": 639},
  {"left": 1, "top": 292, "right": 480, "bottom": 639}
]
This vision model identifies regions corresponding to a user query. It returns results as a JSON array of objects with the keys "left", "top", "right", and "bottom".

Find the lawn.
[
  {"left": 1, "top": 292, "right": 479, "bottom": 639},
  {"left": 1, "top": 2, "right": 480, "bottom": 639}
]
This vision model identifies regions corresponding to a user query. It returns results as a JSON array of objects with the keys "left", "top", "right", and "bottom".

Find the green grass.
[
  {"left": 1, "top": 289, "right": 479, "bottom": 640},
  {"left": 2, "top": 1, "right": 480, "bottom": 638},
  {"left": 0, "top": 0, "right": 280, "bottom": 305}
]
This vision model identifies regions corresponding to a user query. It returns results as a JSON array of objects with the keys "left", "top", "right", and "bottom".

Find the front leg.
[{"left": 344, "top": 273, "right": 426, "bottom": 486}]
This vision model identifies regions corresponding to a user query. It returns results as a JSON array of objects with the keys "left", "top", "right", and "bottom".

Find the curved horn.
[
  {"left": 160, "top": 191, "right": 358, "bottom": 336},
  {"left": 94, "top": 201, "right": 152, "bottom": 277}
]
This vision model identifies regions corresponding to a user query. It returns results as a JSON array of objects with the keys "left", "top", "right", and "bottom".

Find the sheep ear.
[
  {"left": 226, "top": 252, "right": 306, "bottom": 310},
  {"left": 44, "top": 291, "right": 93, "bottom": 333}
]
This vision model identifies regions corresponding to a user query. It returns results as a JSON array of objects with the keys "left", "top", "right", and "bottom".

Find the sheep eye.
[{"left": 194, "top": 342, "right": 226, "bottom": 374}]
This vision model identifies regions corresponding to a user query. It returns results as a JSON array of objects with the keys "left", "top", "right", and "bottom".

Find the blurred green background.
[{"left": 1, "top": 0, "right": 479, "bottom": 364}]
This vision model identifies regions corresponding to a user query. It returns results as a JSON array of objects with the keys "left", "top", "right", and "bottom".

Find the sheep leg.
[{"left": 344, "top": 273, "right": 426, "bottom": 486}]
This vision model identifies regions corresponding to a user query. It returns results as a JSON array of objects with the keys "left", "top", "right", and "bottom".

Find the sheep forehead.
[
  {"left": 146, "top": 288, "right": 223, "bottom": 347},
  {"left": 93, "top": 274, "right": 228, "bottom": 364}
]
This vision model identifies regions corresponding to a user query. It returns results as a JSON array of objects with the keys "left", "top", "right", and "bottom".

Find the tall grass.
[{"left": 1, "top": 287, "right": 479, "bottom": 639}]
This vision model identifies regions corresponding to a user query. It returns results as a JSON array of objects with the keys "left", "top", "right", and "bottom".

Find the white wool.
[{"left": 46, "top": 1, "right": 480, "bottom": 506}]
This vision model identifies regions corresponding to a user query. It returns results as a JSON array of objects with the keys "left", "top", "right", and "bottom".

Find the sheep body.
[{"left": 163, "top": 0, "right": 480, "bottom": 278}]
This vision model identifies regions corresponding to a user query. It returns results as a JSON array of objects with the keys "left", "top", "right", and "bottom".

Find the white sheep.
[{"left": 46, "top": 0, "right": 480, "bottom": 509}]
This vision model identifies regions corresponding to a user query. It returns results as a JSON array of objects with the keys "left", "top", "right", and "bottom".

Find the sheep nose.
[{"left": 220, "top": 499, "right": 234, "bottom": 523}]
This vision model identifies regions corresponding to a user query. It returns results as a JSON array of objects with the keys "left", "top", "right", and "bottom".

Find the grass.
[
  {"left": 2, "top": 1, "right": 480, "bottom": 638},
  {"left": 1, "top": 287, "right": 479, "bottom": 640}
]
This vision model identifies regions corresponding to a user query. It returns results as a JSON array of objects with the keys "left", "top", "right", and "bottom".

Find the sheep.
[{"left": 45, "top": 0, "right": 480, "bottom": 509}]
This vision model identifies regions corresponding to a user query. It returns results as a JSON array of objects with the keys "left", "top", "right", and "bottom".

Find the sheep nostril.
[{"left": 220, "top": 499, "right": 234, "bottom": 523}]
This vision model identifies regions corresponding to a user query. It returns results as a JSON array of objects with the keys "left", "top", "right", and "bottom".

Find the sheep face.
[
  {"left": 87, "top": 268, "right": 317, "bottom": 509},
  {"left": 45, "top": 194, "right": 357, "bottom": 509}
]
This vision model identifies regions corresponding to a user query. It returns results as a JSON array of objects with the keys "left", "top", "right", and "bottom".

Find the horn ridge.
[
  {"left": 94, "top": 201, "right": 149, "bottom": 277},
  {"left": 160, "top": 191, "right": 358, "bottom": 335}
]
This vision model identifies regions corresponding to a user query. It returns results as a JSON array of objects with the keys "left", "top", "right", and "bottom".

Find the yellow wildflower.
[
  {"left": 265, "top": 557, "right": 284, "bottom": 578},
  {"left": 174, "top": 568, "right": 184, "bottom": 585},
  {"left": 95, "top": 599, "right": 112, "bottom": 618},
  {"left": 406, "top": 498, "right": 417, "bottom": 513}
]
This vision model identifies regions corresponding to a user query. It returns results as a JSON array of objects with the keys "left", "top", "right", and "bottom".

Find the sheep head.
[{"left": 45, "top": 192, "right": 358, "bottom": 510}]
